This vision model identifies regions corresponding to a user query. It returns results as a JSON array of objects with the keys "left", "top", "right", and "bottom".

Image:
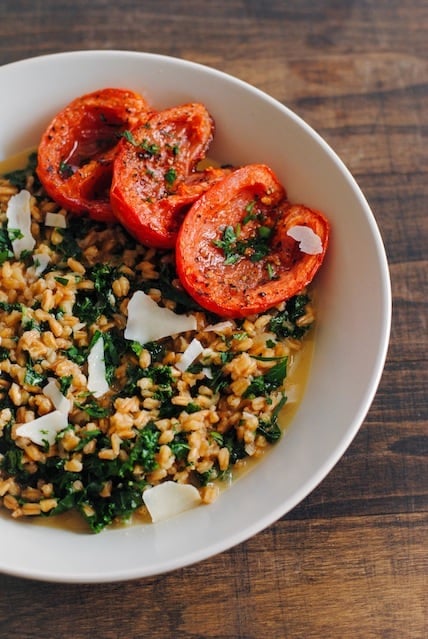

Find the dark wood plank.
[{"left": 0, "top": 513, "right": 426, "bottom": 639}]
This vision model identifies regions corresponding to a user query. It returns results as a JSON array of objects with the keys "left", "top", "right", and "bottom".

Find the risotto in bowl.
[{"left": 0, "top": 51, "right": 391, "bottom": 582}]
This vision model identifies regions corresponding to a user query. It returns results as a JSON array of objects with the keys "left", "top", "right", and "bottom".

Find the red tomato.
[
  {"left": 175, "top": 164, "right": 330, "bottom": 318},
  {"left": 36, "top": 88, "right": 150, "bottom": 222},
  {"left": 110, "top": 103, "right": 230, "bottom": 248}
]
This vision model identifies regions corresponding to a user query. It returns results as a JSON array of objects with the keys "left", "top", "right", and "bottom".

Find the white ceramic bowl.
[{"left": 0, "top": 50, "right": 391, "bottom": 583}]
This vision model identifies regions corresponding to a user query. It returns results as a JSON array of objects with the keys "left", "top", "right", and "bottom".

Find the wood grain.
[
  {"left": 0, "top": 515, "right": 426, "bottom": 639},
  {"left": 0, "top": 0, "right": 426, "bottom": 637}
]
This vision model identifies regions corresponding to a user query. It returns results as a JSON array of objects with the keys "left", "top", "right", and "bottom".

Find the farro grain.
[
  {"left": 158, "top": 430, "right": 175, "bottom": 444},
  {"left": 40, "top": 498, "right": 58, "bottom": 512},
  {"left": 40, "top": 483, "right": 54, "bottom": 497},
  {"left": 98, "top": 449, "right": 117, "bottom": 461},
  {"left": 99, "top": 481, "right": 112, "bottom": 498},
  {"left": 200, "top": 484, "right": 220, "bottom": 504},
  {"left": 3, "top": 494, "right": 19, "bottom": 510},
  {"left": 64, "top": 457, "right": 83, "bottom": 473},
  {"left": 148, "top": 468, "right": 168, "bottom": 482},
  {"left": 218, "top": 447, "right": 230, "bottom": 471},
  {"left": 0, "top": 478, "right": 14, "bottom": 496},
  {"left": 67, "top": 257, "right": 86, "bottom": 274}
]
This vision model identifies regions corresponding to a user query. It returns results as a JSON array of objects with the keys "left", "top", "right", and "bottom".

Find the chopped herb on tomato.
[
  {"left": 176, "top": 164, "right": 329, "bottom": 318},
  {"left": 164, "top": 167, "right": 177, "bottom": 185},
  {"left": 111, "top": 103, "right": 232, "bottom": 248}
]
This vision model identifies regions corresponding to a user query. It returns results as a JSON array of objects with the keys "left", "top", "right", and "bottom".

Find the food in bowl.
[
  {"left": 0, "top": 86, "right": 330, "bottom": 532},
  {"left": 0, "top": 51, "right": 392, "bottom": 583}
]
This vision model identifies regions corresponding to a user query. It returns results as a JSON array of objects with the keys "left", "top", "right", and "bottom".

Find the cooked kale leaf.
[{"left": 269, "top": 294, "right": 311, "bottom": 339}]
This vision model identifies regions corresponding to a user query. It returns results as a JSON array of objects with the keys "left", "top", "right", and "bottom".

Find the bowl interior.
[{"left": 0, "top": 50, "right": 391, "bottom": 583}]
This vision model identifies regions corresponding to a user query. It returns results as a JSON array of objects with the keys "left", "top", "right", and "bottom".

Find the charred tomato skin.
[
  {"left": 175, "top": 164, "right": 330, "bottom": 318},
  {"left": 36, "top": 88, "right": 150, "bottom": 223},
  {"left": 110, "top": 102, "right": 231, "bottom": 248}
]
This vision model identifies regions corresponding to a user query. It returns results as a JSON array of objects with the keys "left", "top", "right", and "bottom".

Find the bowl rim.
[{"left": 0, "top": 49, "right": 392, "bottom": 583}]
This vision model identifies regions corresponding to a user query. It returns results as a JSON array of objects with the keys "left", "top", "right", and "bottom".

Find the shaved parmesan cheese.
[
  {"left": 43, "top": 379, "right": 71, "bottom": 414},
  {"left": 176, "top": 338, "right": 204, "bottom": 372},
  {"left": 143, "top": 481, "right": 202, "bottom": 523},
  {"left": 204, "top": 320, "right": 235, "bottom": 333},
  {"left": 33, "top": 253, "right": 50, "bottom": 275},
  {"left": 6, "top": 189, "right": 35, "bottom": 258},
  {"left": 202, "top": 366, "right": 213, "bottom": 379},
  {"left": 124, "top": 290, "right": 197, "bottom": 344},
  {"left": 87, "top": 336, "right": 109, "bottom": 398},
  {"left": 45, "top": 212, "right": 67, "bottom": 228},
  {"left": 287, "top": 225, "right": 323, "bottom": 255},
  {"left": 15, "top": 409, "right": 68, "bottom": 446}
]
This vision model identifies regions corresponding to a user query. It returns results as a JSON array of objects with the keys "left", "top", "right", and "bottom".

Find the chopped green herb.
[
  {"left": 73, "top": 263, "right": 119, "bottom": 324},
  {"left": 140, "top": 139, "right": 160, "bottom": 156},
  {"left": 257, "top": 394, "right": 287, "bottom": 443},
  {"left": 122, "top": 131, "right": 160, "bottom": 157},
  {"left": 170, "top": 433, "right": 190, "bottom": 460},
  {"left": 59, "top": 161, "right": 74, "bottom": 178},
  {"left": 267, "top": 263, "right": 276, "bottom": 280},
  {"left": 58, "top": 375, "right": 73, "bottom": 396},
  {"left": 121, "top": 129, "right": 138, "bottom": 145},
  {"left": 64, "top": 345, "right": 86, "bottom": 365},
  {"left": 0, "top": 300, "right": 22, "bottom": 312},
  {"left": 213, "top": 225, "right": 241, "bottom": 265},
  {"left": 8, "top": 228, "right": 24, "bottom": 242},
  {"left": 186, "top": 402, "right": 201, "bottom": 414},
  {"left": 213, "top": 222, "right": 273, "bottom": 264},
  {"left": 243, "top": 358, "right": 287, "bottom": 398},
  {"left": 269, "top": 294, "right": 311, "bottom": 339},
  {"left": 24, "top": 361, "right": 46, "bottom": 388},
  {"left": 119, "top": 421, "right": 160, "bottom": 475},
  {"left": 130, "top": 341, "right": 143, "bottom": 357},
  {"left": 258, "top": 225, "right": 272, "bottom": 239},
  {"left": 74, "top": 397, "right": 110, "bottom": 419},
  {"left": 209, "top": 431, "right": 224, "bottom": 446},
  {"left": 164, "top": 167, "right": 177, "bottom": 185},
  {"left": 223, "top": 430, "right": 247, "bottom": 464}
]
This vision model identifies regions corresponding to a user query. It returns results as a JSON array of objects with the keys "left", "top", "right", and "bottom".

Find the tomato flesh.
[
  {"left": 175, "top": 164, "right": 330, "bottom": 318},
  {"left": 36, "top": 88, "right": 150, "bottom": 222},
  {"left": 110, "top": 103, "right": 231, "bottom": 248}
]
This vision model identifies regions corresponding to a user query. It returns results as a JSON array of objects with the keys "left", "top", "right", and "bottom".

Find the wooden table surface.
[{"left": 0, "top": 1, "right": 426, "bottom": 637}]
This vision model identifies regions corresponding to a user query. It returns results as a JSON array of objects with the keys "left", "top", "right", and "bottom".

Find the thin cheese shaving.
[
  {"left": 176, "top": 338, "right": 204, "bottom": 372},
  {"left": 5, "top": 189, "right": 35, "bottom": 258},
  {"left": 287, "top": 225, "right": 323, "bottom": 255},
  {"left": 143, "top": 481, "right": 202, "bottom": 523},
  {"left": 124, "top": 290, "right": 197, "bottom": 344},
  {"left": 15, "top": 410, "right": 68, "bottom": 447},
  {"left": 45, "top": 212, "right": 67, "bottom": 228},
  {"left": 43, "top": 379, "right": 71, "bottom": 414},
  {"left": 32, "top": 253, "right": 51, "bottom": 275},
  {"left": 87, "top": 336, "right": 109, "bottom": 398},
  {"left": 204, "top": 320, "right": 235, "bottom": 334},
  {"left": 202, "top": 366, "right": 213, "bottom": 379}
]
